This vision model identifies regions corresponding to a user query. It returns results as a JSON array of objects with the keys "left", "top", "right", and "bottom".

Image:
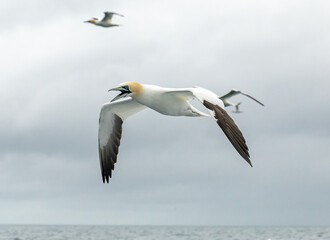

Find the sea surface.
[{"left": 0, "top": 225, "right": 329, "bottom": 240}]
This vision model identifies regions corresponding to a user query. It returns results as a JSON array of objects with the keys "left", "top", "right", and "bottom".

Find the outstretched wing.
[
  {"left": 98, "top": 97, "right": 146, "bottom": 183},
  {"left": 203, "top": 100, "right": 251, "bottom": 166},
  {"left": 102, "top": 12, "right": 124, "bottom": 22},
  {"left": 239, "top": 91, "right": 264, "bottom": 106},
  {"left": 193, "top": 87, "right": 252, "bottom": 167},
  {"left": 220, "top": 89, "right": 240, "bottom": 100},
  {"left": 164, "top": 87, "right": 252, "bottom": 167},
  {"left": 220, "top": 89, "right": 264, "bottom": 107}
]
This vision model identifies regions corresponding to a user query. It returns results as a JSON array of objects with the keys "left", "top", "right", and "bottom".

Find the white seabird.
[
  {"left": 232, "top": 102, "right": 243, "bottom": 114},
  {"left": 219, "top": 89, "right": 264, "bottom": 113},
  {"left": 99, "top": 82, "right": 253, "bottom": 183},
  {"left": 84, "top": 12, "right": 124, "bottom": 27}
]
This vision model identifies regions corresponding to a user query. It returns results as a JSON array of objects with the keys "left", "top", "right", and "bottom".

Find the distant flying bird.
[
  {"left": 84, "top": 12, "right": 124, "bottom": 27},
  {"left": 219, "top": 89, "right": 264, "bottom": 113},
  {"left": 98, "top": 82, "right": 254, "bottom": 183},
  {"left": 231, "top": 102, "right": 243, "bottom": 113}
]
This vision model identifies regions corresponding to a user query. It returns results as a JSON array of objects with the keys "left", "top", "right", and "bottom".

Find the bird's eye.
[{"left": 123, "top": 85, "right": 129, "bottom": 91}]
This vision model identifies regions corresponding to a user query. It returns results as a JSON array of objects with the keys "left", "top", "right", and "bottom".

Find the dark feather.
[
  {"left": 99, "top": 114, "right": 123, "bottom": 183},
  {"left": 203, "top": 100, "right": 252, "bottom": 167}
]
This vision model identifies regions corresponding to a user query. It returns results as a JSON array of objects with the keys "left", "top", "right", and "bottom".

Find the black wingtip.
[
  {"left": 102, "top": 174, "right": 110, "bottom": 183},
  {"left": 244, "top": 157, "right": 253, "bottom": 167}
]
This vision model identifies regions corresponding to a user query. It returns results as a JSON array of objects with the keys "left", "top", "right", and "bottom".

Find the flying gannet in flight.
[
  {"left": 219, "top": 89, "right": 264, "bottom": 113},
  {"left": 98, "top": 82, "right": 253, "bottom": 183},
  {"left": 84, "top": 12, "right": 124, "bottom": 27}
]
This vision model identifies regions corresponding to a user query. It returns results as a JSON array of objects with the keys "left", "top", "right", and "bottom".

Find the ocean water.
[{"left": 0, "top": 225, "right": 329, "bottom": 240}]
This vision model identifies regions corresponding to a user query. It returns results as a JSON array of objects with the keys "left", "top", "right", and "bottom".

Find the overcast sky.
[{"left": 0, "top": 0, "right": 329, "bottom": 225}]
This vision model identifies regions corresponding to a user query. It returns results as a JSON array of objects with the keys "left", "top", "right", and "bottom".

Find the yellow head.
[
  {"left": 84, "top": 18, "right": 98, "bottom": 24},
  {"left": 121, "top": 81, "right": 143, "bottom": 94},
  {"left": 109, "top": 81, "right": 143, "bottom": 102}
]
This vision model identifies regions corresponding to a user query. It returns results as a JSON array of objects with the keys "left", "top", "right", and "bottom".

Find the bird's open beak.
[{"left": 109, "top": 87, "right": 131, "bottom": 102}]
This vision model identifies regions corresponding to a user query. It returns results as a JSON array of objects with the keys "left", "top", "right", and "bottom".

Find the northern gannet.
[
  {"left": 219, "top": 89, "right": 264, "bottom": 113},
  {"left": 99, "top": 82, "right": 253, "bottom": 183},
  {"left": 84, "top": 12, "right": 124, "bottom": 27},
  {"left": 232, "top": 102, "right": 243, "bottom": 113}
]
